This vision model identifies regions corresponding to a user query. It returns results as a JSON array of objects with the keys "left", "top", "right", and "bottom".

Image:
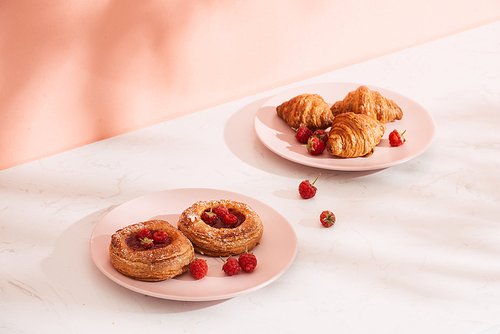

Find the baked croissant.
[
  {"left": 276, "top": 93, "right": 334, "bottom": 131},
  {"left": 330, "top": 85, "right": 403, "bottom": 123},
  {"left": 326, "top": 112, "right": 386, "bottom": 158}
]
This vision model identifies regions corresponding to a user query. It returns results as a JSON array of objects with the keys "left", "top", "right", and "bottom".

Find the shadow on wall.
[{"left": 0, "top": 1, "right": 200, "bottom": 169}]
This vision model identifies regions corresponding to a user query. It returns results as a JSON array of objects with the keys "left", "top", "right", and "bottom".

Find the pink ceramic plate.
[
  {"left": 90, "top": 188, "right": 297, "bottom": 301},
  {"left": 254, "top": 82, "right": 436, "bottom": 171}
]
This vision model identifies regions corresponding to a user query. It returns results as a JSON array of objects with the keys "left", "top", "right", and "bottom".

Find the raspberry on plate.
[
  {"left": 189, "top": 258, "right": 208, "bottom": 280},
  {"left": 238, "top": 251, "right": 257, "bottom": 273},
  {"left": 312, "top": 129, "right": 328, "bottom": 143},
  {"left": 389, "top": 129, "right": 406, "bottom": 147},
  {"left": 221, "top": 257, "right": 240, "bottom": 276},
  {"left": 305, "top": 136, "right": 325, "bottom": 155},
  {"left": 298, "top": 174, "right": 320, "bottom": 199},
  {"left": 294, "top": 125, "right": 313, "bottom": 144},
  {"left": 320, "top": 210, "right": 336, "bottom": 228}
]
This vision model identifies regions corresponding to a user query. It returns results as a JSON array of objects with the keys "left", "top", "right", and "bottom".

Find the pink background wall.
[{"left": 1, "top": 0, "right": 499, "bottom": 171}]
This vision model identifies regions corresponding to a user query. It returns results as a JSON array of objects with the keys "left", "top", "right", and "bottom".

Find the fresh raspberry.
[
  {"left": 213, "top": 205, "right": 229, "bottom": 218},
  {"left": 189, "top": 258, "right": 208, "bottom": 280},
  {"left": 223, "top": 214, "right": 238, "bottom": 226},
  {"left": 312, "top": 129, "right": 328, "bottom": 144},
  {"left": 294, "top": 125, "right": 313, "bottom": 144},
  {"left": 320, "top": 210, "right": 336, "bottom": 228},
  {"left": 305, "top": 136, "right": 325, "bottom": 155},
  {"left": 238, "top": 252, "right": 257, "bottom": 273},
  {"left": 152, "top": 231, "right": 168, "bottom": 243},
  {"left": 140, "top": 237, "right": 153, "bottom": 248},
  {"left": 389, "top": 129, "right": 406, "bottom": 147},
  {"left": 221, "top": 257, "right": 240, "bottom": 276},
  {"left": 136, "top": 228, "right": 152, "bottom": 240},
  {"left": 201, "top": 208, "right": 218, "bottom": 225},
  {"left": 298, "top": 174, "right": 320, "bottom": 199}
]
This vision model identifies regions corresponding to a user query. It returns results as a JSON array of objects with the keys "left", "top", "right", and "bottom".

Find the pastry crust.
[
  {"left": 326, "top": 112, "right": 386, "bottom": 158},
  {"left": 331, "top": 85, "right": 403, "bottom": 123},
  {"left": 109, "top": 220, "right": 195, "bottom": 281},
  {"left": 276, "top": 93, "right": 334, "bottom": 131},
  {"left": 177, "top": 199, "right": 264, "bottom": 257}
]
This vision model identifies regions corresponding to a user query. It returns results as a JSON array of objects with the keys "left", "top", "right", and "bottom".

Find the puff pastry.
[
  {"left": 276, "top": 93, "right": 334, "bottom": 131},
  {"left": 331, "top": 85, "right": 403, "bottom": 123},
  {"left": 177, "top": 199, "right": 263, "bottom": 257},
  {"left": 326, "top": 112, "right": 386, "bottom": 158},
  {"left": 109, "top": 220, "right": 195, "bottom": 281}
]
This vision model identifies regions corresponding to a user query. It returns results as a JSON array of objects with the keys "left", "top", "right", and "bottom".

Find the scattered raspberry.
[
  {"left": 389, "top": 129, "right": 406, "bottom": 147},
  {"left": 223, "top": 214, "right": 238, "bottom": 226},
  {"left": 213, "top": 205, "right": 229, "bottom": 218},
  {"left": 238, "top": 251, "right": 257, "bottom": 273},
  {"left": 140, "top": 237, "right": 153, "bottom": 248},
  {"left": 294, "top": 125, "right": 313, "bottom": 144},
  {"left": 201, "top": 207, "right": 218, "bottom": 225},
  {"left": 189, "top": 258, "right": 208, "bottom": 280},
  {"left": 298, "top": 174, "right": 320, "bottom": 199},
  {"left": 312, "top": 129, "right": 328, "bottom": 144},
  {"left": 152, "top": 231, "right": 168, "bottom": 243},
  {"left": 221, "top": 257, "right": 240, "bottom": 276},
  {"left": 320, "top": 210, "right": 336, "bottom": 228},
  {"left": 136, "top": 228, "right": 152, "bottom": 240},
  {"left": 305, "top": 136, "right": 325, "bottom": 155}
]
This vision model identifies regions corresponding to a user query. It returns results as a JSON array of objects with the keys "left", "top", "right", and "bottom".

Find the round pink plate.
[
  {"left": 90, "top": 188, "right": 298, "bottom": 301},
  {"left": 254, "top": 82, "right": 436, "bottom": 171}
]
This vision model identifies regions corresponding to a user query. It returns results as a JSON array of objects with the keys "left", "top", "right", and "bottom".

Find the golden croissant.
[
  {"left": 330, "top": 85, "right": 403, "bottom": 123},
  {"left": 326, "top": 112, "right": 386, "bottom": 158},
  {"left": 276, "top": 93, "right": 334, "bottom": 131}
]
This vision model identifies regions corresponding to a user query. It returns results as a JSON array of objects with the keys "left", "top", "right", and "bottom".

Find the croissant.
[
  {"left": 276, "top": 93, "right": 334, "bottom": 131},
  {"left": 326, "top": 112, "right": 386, "bottom": 158},
  {"left": 330, "top": 85, "right": 403, "bottom": 123}
]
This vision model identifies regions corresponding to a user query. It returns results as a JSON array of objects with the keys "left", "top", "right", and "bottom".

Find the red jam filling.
[
  {"left": 125, "top": 230, "right": 172, "bottom": 251},
  {"left": 202, "top": 208, "right": 245, "bottom": 229}
]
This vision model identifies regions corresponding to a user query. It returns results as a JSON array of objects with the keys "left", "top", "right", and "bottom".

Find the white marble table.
[{"left": 1, "top": 20, "right": 499, "bottom": 334}]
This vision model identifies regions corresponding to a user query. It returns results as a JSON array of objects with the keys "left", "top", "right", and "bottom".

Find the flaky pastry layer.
[
  {"left": 330, "top": 85, "right": 403, "bottom": 123},
  {"left": 326, "top": 112, "right": 386, "bottom": 158},
  {"left": 276, "top": 93, "right": 334, "bottom": 131},
  {"left": 177, "top": 199, "right": 263, "bottom": 257},
  {"left": 109, "top": 220, "right": 195, "bottom": 281}
]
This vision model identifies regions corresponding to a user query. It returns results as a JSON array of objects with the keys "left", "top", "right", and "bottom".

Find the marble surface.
[{"left": 1, "top": 20, "right": 499, "bottom": 334}]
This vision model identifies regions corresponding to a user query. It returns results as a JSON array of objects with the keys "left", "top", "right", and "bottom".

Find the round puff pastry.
[
  {"left": 177, "top": 199, "right": 264, "bottom": 257},
  {"left": 109, "top": 220, "right": 195, "bottom": 281}
]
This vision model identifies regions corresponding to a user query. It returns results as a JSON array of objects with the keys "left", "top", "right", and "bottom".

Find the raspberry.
[
  {"left": 238, "top": 252, "right": 257, "bottom": 273},
  {"left": 201, "top": 208, "right": 218, "bottom": 225},
  {"left": 221, "top": 257, "right": 240, "bottom": 276},
  {"left": 312, "top": 129, "right": 328, "bottom": 144},
  {"left": 152, "top": 231, "right": 168, "bottom": 243},
  {"left": 223, "top": 214, "right": 238, "bottom": 226},
  {"left": 140, "top": 237, "right": 153, "bottom": 248},
  {"left": 389, "top": 129, "right": 406, "bottom": 147},
  {"left": 136, "top": 228, "right": 152, "bottom": 240},
  {"left": 305, "top": 136, "right": 325, "bottom": 155},
  {"left": 213, "top": 205, "right": 229, "bottom": 218},
  {"left": 189, "top": 258, "right": 208, "bottom": 280},
  {"left": 298, "top": 174, "right": 320, "bottom": 199},
  {"left": 320, "top": 210, "right": 336, "bottom": 228},
  {"left": 294, "top": 125, "right": 313, "bottom": 144}
]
